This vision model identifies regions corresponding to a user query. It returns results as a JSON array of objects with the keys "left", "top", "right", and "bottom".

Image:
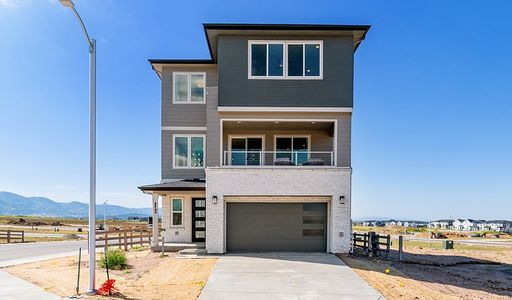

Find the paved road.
[
  {"left": 0, "top": 240, "right": 86, "bottom": 267},
  {"left": 200, "top": 252, "right": 384, "bottom": 300}
]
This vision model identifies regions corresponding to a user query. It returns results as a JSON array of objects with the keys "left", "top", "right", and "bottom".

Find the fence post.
[
  {"left": 161, "top": 236, "right": 165, "bottom": 256},
  {"left": 7, "top": 230, "right": 10, "bottom": 244},
  {"left": 105, "top": 231, "right": 108, "bottom": 248},
  {"left": 21, "top": 230, "right": 24, "bottom": 243},
  {"left": 124, "top": 230, "right": 128, "bottom": 251},
  {"left": 140, "top": 230, "right": 143, "bottom": 246},
  {"left": 386, "top": 235, "right": 391, "bottom": 259},
  {"left": 118, "top": 232, "right": 122, "bottom": 249},
  {"left": 398, "top": 236, "right": 404, "bottom": 261},
  {"left": 368, "top": 232, "right": 376, "bottom": 257}
]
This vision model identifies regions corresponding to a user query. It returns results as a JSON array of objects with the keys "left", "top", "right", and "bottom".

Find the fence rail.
[
  {"left": 353, "top": 231, "right": 391, "bottom": 258},
  {"left": 0, "top": 229, "right": 25, "bottom": 243},
  {"left": 95, "top": 228, "right": 152, "bottom": 251}
]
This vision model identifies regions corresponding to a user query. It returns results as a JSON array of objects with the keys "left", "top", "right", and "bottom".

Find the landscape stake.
[{"left": 76, "top": 247, "right": 81, "bottom": 296}]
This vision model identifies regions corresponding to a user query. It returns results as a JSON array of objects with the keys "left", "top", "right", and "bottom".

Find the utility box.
[{"left": 442, "top": 240, "right": 454, "bottom": 249}]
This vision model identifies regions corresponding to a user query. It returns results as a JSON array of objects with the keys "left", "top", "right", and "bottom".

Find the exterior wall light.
[
  {"left": 212, "top": 195, "right": 218, "bottom": 204},
  {"left": 339, "top": 196, "right": 345, "bottom": 204}
]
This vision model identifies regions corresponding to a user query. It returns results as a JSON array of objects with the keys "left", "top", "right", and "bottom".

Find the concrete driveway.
[{"left": 200, "top": 252, "right": 384, "bottom": 300}]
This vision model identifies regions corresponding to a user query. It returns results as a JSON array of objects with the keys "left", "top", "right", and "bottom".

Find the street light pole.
[
  {"left": 59, "top": 0, "right": 96, "bottom": 293},
  {"left": 104, "top": 200, "right": 107, "bottom": 230}
]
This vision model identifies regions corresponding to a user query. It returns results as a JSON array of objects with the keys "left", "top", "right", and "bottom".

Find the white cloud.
[{"left": 0, "top": 0, "right": 16, "bottom": 8}]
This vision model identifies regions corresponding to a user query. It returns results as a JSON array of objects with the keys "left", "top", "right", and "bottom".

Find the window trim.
[
  {"left": 172, "top": 134, "right": 206, "bottom": 169},
  {"left": 248, "top": 40, "right": 323, "bottom": 80},
  {"left": 172, "top": 72, "right": 207, "bottom": 104},
  {"left": 171, "top": 198, "right": 183, "bottom": 227}
]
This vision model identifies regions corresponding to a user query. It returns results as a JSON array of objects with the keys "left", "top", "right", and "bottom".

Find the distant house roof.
[
  {"left": 148, "top": 23, "right": 371, "bottom": 76},
  {"left": 138, "top": 179, "right": 205, "bottom": 192},
  {"left": 433, "top": 219, "right": 453, "bottom": 223}
]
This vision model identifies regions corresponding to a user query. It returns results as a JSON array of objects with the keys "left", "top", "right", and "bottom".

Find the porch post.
[{"left": 151, "top": 193, "right": 159, "bottom": 246}]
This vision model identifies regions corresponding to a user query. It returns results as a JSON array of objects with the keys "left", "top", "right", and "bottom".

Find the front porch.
[{"left": 138, "top": 179, "right": 206, "bottom": 248}]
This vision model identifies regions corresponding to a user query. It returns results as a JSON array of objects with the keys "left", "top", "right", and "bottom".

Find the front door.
[{"left": 192, "top": 198, "right": 206, "bottom": 242}]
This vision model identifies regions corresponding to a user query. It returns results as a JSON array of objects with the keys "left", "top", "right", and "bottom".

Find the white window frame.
[
  {"left": 248, "top": 40, "right": 323, "bottom": 80},
  {"left": 273, "top": 135, "right": 312, "bottom": 162},
  {"left": 172, "top": 72, "right": 207, "bottom": 104},
  {"left": 227, "top": 134, "right": 266, "bottom": 166},
  {"left": 172, "top": 134, "right": 206, "bottom": 169},
  {"left": 171, "top": 198, "right": 183, "bottom": 227}
]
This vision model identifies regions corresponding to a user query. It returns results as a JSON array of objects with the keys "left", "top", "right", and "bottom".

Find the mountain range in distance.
[{"left": 0, "top": 191, "right": 151, "bottom": 219}]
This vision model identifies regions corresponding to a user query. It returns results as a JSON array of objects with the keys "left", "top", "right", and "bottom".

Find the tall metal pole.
[
  {"left": 60, "top": 1, "right": 96, "bottom": 293},
  {"left": 88, "top": 38, "right": 96, "bottom": 294},
  {"left": 104, "top": 200, "right": 107, "bottom": 230}
]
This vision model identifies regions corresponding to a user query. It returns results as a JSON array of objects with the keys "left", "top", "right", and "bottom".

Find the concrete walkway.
[
  {"left": 0, "top": 270, "right": 61, "bottom": 300},
  {"left": 200, "top": 252, "right": 384, "bottom": 300}
]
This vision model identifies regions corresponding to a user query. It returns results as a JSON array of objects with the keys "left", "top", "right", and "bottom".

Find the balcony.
[
  {"left": 219, "top": 119, "right": 339, "bottom": 168},
  {"left": 223, "top": 150, "right": 334, "bottom": 167}
]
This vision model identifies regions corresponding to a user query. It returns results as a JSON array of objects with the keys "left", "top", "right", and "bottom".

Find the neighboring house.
[
  {"left": 430, "top": 219, "right": 454, "bottom": 229},
  {"left": 479, "top": 220, "right": 512, "bottom": 232},
  {"left": 138, "top": 23, "right": 370, "bottom": 254},
  {"left": 452, "top": 219, "right": 465, "bottom": 231}
]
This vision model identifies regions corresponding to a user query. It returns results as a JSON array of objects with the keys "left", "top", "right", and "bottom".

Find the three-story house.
[{"left": 139, "top": 23, "right": 370, "bottom": 254}]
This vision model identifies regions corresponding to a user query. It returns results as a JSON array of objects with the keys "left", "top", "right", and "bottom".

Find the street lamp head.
[{"left": 59, "top": 0, "right": 74, "bottom": 8}]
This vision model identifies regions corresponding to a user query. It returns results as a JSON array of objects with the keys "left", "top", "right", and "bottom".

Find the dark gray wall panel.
[
  {"left": 218, "top": 35, "right": 353, "bottom": 107},
  {"left": 227, "top": 202, "right": 327, "bottom": 252}
]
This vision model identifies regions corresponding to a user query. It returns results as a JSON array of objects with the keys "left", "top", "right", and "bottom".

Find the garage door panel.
[
  {"left": 227, "top": 214, "right": 302, "bottom": 227},
  {"left": 227, "top": 202, "right": 327, "bottom": 252}
]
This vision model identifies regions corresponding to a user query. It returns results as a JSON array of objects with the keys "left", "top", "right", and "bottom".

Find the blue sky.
[{"left": 0, "top": 0, "right": 511, "bottom": 220}]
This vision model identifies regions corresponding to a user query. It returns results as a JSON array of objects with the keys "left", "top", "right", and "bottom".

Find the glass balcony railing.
[{"left": 223, "top": 151, "right": 334, "bottom": 167}]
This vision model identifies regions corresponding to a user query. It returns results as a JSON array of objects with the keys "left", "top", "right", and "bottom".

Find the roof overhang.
[
  {"left": 148, "top": 23, "right": 370, "bottom": 76},
  {"left": 148, "top": 59, "right": 215, "bottom": 78},
  {"left": 203, "top": 23, "right": 371, "bottom": 62},
  {"left": 138, "top": 179, "right": 206, "bottom": 193}
]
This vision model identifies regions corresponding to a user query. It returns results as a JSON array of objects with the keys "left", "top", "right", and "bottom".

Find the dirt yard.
[
  {"left": 339, "top": 242, "right": 512, "bottom": 300},
  {"left": 5, "top": 249, "right": 217, "bottom": 300}
]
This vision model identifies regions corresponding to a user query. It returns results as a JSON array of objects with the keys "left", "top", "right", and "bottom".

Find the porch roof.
[{"left": 138, "top": 179, "right": 205, "bottom": 192}]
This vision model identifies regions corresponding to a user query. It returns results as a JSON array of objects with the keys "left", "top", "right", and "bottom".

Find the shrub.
[{"left": 100, "top": 249, "right": 128, "bottom": 270}]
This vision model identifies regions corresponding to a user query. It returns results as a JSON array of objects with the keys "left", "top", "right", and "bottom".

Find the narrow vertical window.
[
  {"left": 287, "top": 44, "right": 304, "bottom": 76},
  {"left": 171, "top": 198, "right": 183, "bottom": 226},
  {"left": 190, "top": 74, "right": 205, "bottom": 102},
  {"left": 174, "top": 74, "right": 189, "bottom": 102},
  {"left": 251, "top": 44, "right": 267, "bottom": 76},
  {"left": 268, "top": 44, "right": 283, "bottom": 76},
  {"left": 305, "top": 44, "right": 320, "bottom": 76},
  {"left": 174, "top": 136, "right": 188, "bottom": 167},
  {"left": 191, "top": 136, "right": 205, "bottom": 167}
]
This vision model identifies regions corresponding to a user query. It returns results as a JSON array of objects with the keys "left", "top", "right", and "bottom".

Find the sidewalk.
[{"left": 0, "top": 269, "right": 61, "bottom": 300}]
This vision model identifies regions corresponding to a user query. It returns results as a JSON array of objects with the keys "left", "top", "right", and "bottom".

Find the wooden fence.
[
  {"left": 95, "top": 228, "right": 152, "bottom": 251},
  {"left": 0, "top": 229, "right": 25, "bottom": 243},
  {"left": 353, "top": 232, "right": 391, "bottom": 258}
]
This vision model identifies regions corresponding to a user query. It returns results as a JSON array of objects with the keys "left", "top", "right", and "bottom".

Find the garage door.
[{"left": 227, "top": 203, "right": 327, "bottom": 252}]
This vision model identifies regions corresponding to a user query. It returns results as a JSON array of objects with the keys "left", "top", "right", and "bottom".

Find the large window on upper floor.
[
  {"left": 248, "top": 41, "right": 323, "bottom": 79},
  {"left": 173, "top": 134, "right": 205, "bottom": 168},
  {"left": 173, "top": 72, "right": 206, "bottom": 103}
]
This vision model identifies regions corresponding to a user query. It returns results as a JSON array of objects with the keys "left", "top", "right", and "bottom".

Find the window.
[
  {"left": 248, "top": 41, "right": 322, "bottom": 79},
  {"left": 173, "top": 72, "right": 206, "bottom": 103},
  {"left": 274, "top": 136, "right": 310, "bottom": 165},
  {"left": 173, "top": 135, "right": 205, "bottom": 168},
  {"left": 171, "top": 198, "right": 183, "bottom": 226}
]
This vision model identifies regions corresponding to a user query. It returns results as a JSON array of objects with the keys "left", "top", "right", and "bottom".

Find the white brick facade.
[{"left": 205, "top": 167, "right": 352, "bottom": 254}]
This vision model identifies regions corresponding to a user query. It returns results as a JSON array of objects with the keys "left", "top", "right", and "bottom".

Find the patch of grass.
[
  {"left": 130, "top": 245, "right": 148, "bottom": 252},
  {"left": 100, "top": 249, "right": 128, "bottom": 270}
]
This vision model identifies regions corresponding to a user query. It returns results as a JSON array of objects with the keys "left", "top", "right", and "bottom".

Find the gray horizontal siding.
[
  {"left": 217, "top": 35, "right": 354, "bottom": 107},
  {"left": 161, "top": 65, "right": 217, "bottom": 127},
  {"left": 162, "top": 130, "right": 206, "bottom": 180}
]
